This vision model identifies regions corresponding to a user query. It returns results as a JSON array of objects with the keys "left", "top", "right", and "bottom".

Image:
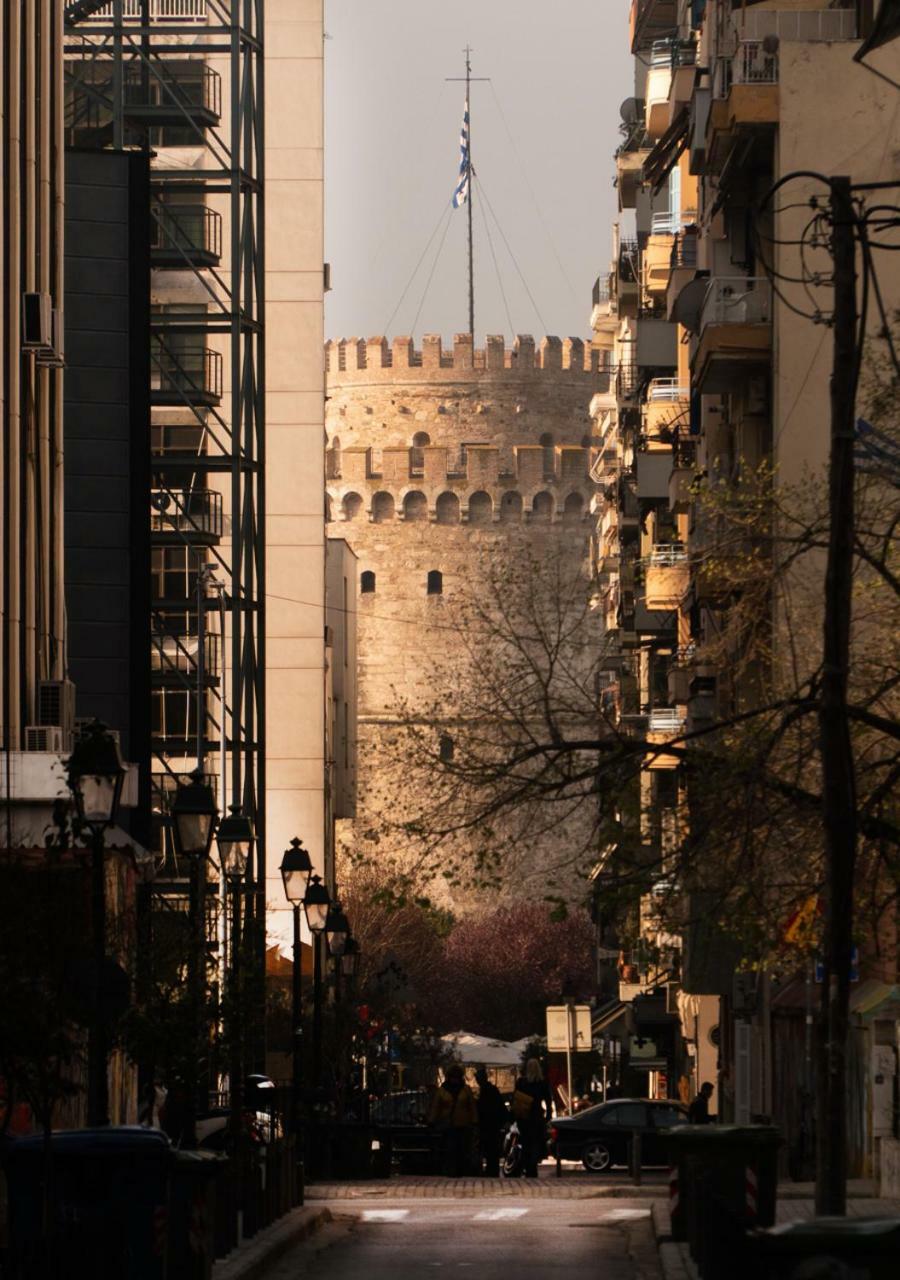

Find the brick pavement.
[{"left": 305, "top": 1171, "right": 669, "bottom": 1199}]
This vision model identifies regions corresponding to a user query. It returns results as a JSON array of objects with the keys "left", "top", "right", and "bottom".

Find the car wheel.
[{"left": 582, "top": 1140, "right": 612, "bottom": 1173}]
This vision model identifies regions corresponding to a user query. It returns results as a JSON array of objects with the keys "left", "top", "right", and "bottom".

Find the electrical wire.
[
  {"left": 409, "top": 205, "right": 454, "bottom": 337},
  {"left": 382, "top": 199, "right": 453, "bottom": 337},
  {"left": 477, "top": 182, "right": 516, "bottom": 338},
  {"left": 474, "top": 174, "right": 548, "bottom": 335}
]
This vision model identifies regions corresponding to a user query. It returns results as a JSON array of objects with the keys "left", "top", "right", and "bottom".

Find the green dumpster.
[
  {"left": 664, "top": 1124, "right": 781, "bottom": 1271},
  {"left": 750, "top": 1216, "right": 900, "bottom": 1279},
  {"left": 167, "top": 1149, "right": 227, "bottom": 1280}
]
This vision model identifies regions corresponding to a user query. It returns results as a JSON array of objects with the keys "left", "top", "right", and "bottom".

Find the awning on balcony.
[{"left": 643, "top": 107, "right": 689, "bottom": 193}]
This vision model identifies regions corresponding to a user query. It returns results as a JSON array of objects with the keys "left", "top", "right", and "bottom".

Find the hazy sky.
[{"left": 324, "top": 0, "right": 632, "bottom": 345}]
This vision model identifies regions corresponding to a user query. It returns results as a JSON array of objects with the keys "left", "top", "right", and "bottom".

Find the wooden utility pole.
[{"left": 815, "top": 175, "right": 858, "bottom": 1217}]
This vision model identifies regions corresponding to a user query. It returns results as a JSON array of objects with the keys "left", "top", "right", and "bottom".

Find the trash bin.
[
  {"left": 665, "top": 1124, "right": 780, "bottom": 1273},
  {"left": 167, "top": 1149, "right": 227, "bottom": 1280},
  {"left": 3, "top": 1126, "right": 171, "bottom": 1280},
  {"left": 750, "top": 1217, "right": 900, "bottom": 1280}
]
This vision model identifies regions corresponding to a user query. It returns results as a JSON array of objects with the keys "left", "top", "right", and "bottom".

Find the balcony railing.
[
  {"left": 648, "top": 543, "right": 687, "bottom": 566},
  {"left": 717, "top": 40, "right": 778, "bottom": 95},
  {"left": 650, "top": 37, "right": 697, "bottom": 69},
  {"left": 593, "top": 277, "right": 611, "bottom": 306},
  {"left": 124, "top": 64, "right": 221, "bottom": 124},
  {"left": 672, "top": 435, "right": 697, "bottom": 469},
  {"left": 701, "top": 277, "right": 772, "bottom": 327},
  {"left": 151, "top": 346, "right": 223, "bottom": 404},
  {"left": 150, "top": 205, "right": 222, "bottom": 266},
  {"left": 151, "top": 628, "right": 220, "bottom": 680},
  {"left": 647, "top": 377, "right": 688, "bottom": 402},
  {"left": 151, "top": 488, "right": 223, "bottom": 541},
  {"left": 82, "top": 1, "right": 208, "bottom": 18},
  {"left": 648, "top": 707, "right": 685, "bottom": 733},
  {"left": 740, "top": 9, "right": 858, "bottom": 43},
  {"left": 670, "top": 231, "right": 698, "bottom": 271},
  {"left": 617, "top": 362, "right": 641, "bottom": 399}
]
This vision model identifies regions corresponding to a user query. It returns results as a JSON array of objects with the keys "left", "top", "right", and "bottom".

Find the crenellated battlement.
[{"left": 325, "top": 333, "right": 600, "bottom": 378}]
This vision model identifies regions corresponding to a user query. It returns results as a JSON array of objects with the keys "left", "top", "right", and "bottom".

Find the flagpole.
[{"left": 466, "top": 50, "right": 475, "bottom": 338}]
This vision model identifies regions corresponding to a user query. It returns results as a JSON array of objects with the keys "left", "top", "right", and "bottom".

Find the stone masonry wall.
[{"left": 325, "top": 335, "right": 604, "bottom": 906}]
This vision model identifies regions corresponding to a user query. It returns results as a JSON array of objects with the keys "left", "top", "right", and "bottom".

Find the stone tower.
[{"left": 325, "top": 333, "right": 605, "bottom": 905}]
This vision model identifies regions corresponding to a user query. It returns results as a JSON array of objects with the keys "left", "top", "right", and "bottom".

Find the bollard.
[{"left": 631, "top": 1131, "right": 642, "bottom": 1186}]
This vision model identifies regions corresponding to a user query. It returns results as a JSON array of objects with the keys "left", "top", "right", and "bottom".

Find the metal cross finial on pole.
[{"left": 447, "top": 49, "right": 489, "bottom": 339}]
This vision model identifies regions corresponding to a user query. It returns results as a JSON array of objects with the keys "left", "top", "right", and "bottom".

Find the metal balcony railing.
[
  {"left": 670, "top": 231, "right": 698, "bottom": 270},
  {"left": 83, "top": 1, "right": 208, "bottom": 19},
  {"left": 150, "top": 488, "right": 223, "bottom": 541},
  {"left": 717, "top": 41, "right": 778, "bottom": 96},
  {"left": 150, "top": 205, "right": 222, "bottom": 266},
  {"left": 616, "top": 362, "right": 640, "bottom": 399},
  {"left": 648, "top": 707, "right": 685, "bottom": 733},
  {"left": 124, "top": 64, "right": 221, "bottom": 123},
  {"left": 151, "top": 626, "right": 220, "bottom": 680},
  {"left": 672, "top": 435, "right": 697, "bottom": 469},
  {"left": 650, "top": 36, "right": 698, "bottom": 69},
  {"left": 593, "top": 277, "right": 611, "bottom": 306},
  {"left": 647, "top": 543, "right": 688, "bottom": 566},
  {"left": 740, "top": 9, "right": 858, "bottom": 43},
  {"left": 647, "top": 377, "right": 688, "bottom": 402},
  {"left": 151, "top": 346, "right": 223, "bottom": 404},
  {"left": 701, "top": 277, "right": 772, "bottom": 327}
]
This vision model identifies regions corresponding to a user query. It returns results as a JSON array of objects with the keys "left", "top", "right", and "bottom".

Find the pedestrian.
[
  {"left": 429, "top": 1063, "right": 478, "bottom": 1176},
  {"left": 688, "top": 1081, "right": 714, "bottom": 1124},
  {"left": 512, "top": 1058, "right": 552, "bottom": 1178},
  {"left": 474, "top": 1066, "right": 507, "bottom": 1177}
]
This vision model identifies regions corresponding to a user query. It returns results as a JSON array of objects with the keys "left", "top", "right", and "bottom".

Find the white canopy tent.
[{"left": 441, "top": 1031, "right": 528, "bottom": 1069}]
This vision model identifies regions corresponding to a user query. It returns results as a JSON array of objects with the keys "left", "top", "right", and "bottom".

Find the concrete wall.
[{"left": 264, "top": 0, "right": 326, "bottom": 951}]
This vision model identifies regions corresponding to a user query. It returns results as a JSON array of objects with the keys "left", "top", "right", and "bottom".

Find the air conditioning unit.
[
  {"left": 22, "top": 292, "right": 52, "bottom": 349},
  {"left": 24, "top": 724, "right": 69, "bottom": 753},
  {"left": 38, "top": 679, "right": 77, "bottom": 736}
]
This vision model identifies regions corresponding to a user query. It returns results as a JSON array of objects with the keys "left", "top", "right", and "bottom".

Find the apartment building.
[{"left": 593, "top": 0, "right": 900, "bottom": 1169}]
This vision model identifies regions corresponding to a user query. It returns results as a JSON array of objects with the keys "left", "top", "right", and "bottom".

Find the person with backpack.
[
  {"left": 512, "top": 1058, "right": 552, "bottom": 1178},
  {"left": 429, "top": 1063, "right": 478, "bottom": 1176}
]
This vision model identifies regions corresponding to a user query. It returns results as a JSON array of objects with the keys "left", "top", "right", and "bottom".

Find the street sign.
[
  {"left": 814, "top": 946, "right": 859, "bottom": 983},
  {"left": 546, "top": 1004, "right": 592, "bottom": 1052}
]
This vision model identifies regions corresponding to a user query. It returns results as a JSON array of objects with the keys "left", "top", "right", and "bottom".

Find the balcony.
[
  {"left": 151, "top": 628, "right": 220, "bottom": 687},
  {"left": 616, "top": 127, "right": 651, "bottom": 210},
  {"left": 123, "top": 64, "right": 221, "bottom": 130},
  {"left": 151, "top": 346, "right": 223, "bottom": 406},
  {"left": 591, "top": 275, "right": 617, "bottom": 333},
  {"left": 666, "top": 230, "right": 699, "bottom": 321},
  {"left": 646, "top": 42, "right": 674, "bottom": 141},
  {"left": 692, "top": 277, "right": 772, "bottom": 394},
  {"left": 81, "top": 1, "right": 208, "bottom": 17},
  {"left": 647, "top": 706, "right": 685, "bottom": 734},
  {"left": 740, "top": 8, "right": 857, "bottom": 43},
  {"left": 644, "top": 376, "right": 688, "bottom": 443},
  {"left": 616, "top": 360, "right": 641, "bottom": 403},
  {"left": 150, "top": 205, "right": 222, "bottom": 269},
  {"left": 669, "top": 436, "right": 697, "bottom": 513},
  {"left": 644, "top": 544, "right": 689, "bottom": 610},
  {"left": 707, "top": 42, "right": 779, "bottom": 173},
  {"left": 630, "top": 0, "right": 678, "bottom": 54},
  {"left": 150, "top": 488, "right": 223, "bottom": 545}
]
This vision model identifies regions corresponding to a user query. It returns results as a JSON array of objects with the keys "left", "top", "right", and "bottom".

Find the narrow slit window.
[
  {"left": 360, "top": 570, "right": 376, "bottom": 594},
  {"left": 427, "top": 570, "right": 443, "bottom": 596}
]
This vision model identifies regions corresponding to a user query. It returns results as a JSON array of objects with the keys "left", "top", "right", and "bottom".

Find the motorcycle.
[{"left": 501, "top": 1120, "right": 524, "bottom": 1177}]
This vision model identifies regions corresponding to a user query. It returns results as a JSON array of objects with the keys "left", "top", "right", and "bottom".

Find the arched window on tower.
[
  {"left": 427, "top": 570, "right": 443, "bottom": 596},
  {"left": 342, "top": 492, "right": 363, "bottom": 521},
  {"left": 372, "top": 491, "right": 395, "bottom": 523},
  {"left": 468, "top": 491, "right": 493, "bottom": 525},
  {"left": 540, "top": 432, "right": 556, "bottom": 479},
  {"left": 403, "top": 490, "right": 428, "bottom": 521},
  {"left": 410, "top": 431, "right": 431, "bottom": 474},
  {"left": 563, "top": 492, "right": 584, "bottom": 523},
  {"left": 500, "top": 491, "right": 523, "bottom": 523},
  {"left": 436, "top": 492, "right": 460, "bottom": 525},
  {"left": 532, "top": 491, "right": 554, "bottom": 522},
  {"left": 360, "top": 570, "right": 376, "bottom": 594}
]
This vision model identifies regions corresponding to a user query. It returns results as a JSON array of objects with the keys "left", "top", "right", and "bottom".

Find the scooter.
[{"left": 501, "top": 1120, "right": 524, "bottom": 1177}]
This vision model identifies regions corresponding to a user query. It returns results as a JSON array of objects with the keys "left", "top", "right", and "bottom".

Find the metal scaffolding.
[{"left": 64, "top": 0, "right": 266, "bottom": 990}]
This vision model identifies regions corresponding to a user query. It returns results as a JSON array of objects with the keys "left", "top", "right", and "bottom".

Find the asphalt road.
[{"left": 264, "top": 1194, "right": 660, "bottom": 1279}]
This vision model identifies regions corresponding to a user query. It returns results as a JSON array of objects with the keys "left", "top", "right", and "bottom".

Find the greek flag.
[{"left": 452, "top": 99, "right": 470, "bottom": 208}]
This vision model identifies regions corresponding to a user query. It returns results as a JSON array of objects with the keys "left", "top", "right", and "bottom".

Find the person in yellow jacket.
[{"left": 429, "top": 1064, "right": 478, "bottom": 1176}]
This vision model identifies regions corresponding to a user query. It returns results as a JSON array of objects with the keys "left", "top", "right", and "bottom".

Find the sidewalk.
[
  {"left": 305, "top": 1170, "right": 670, "bottom": 1199},
  {"left": 651, "top": 1189, "right": 900, "bottom": 1280},
  {"left": 210, "top": 1206, "right": 332, "bottom": 1280}
]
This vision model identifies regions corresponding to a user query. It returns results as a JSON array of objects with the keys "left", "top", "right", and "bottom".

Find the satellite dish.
[{"left": 619, "top": 97, "right": 643, "bottom": 126}]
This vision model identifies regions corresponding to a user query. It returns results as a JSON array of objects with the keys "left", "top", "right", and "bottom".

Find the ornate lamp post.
[
  {"left": 303, "top": 874, "right": 331, "bottom": 1087},
  {"left": 68, "top": 721, "right": 125, "bottom": 1128},
  {"left": 171, "top": 768, "right": 218, "bottom": 1145},
  {"left": 279, "top": 838, "right": 313, "bottom": 1137}
]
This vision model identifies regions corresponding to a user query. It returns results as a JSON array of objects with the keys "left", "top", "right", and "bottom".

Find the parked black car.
[
  {"left": 370, "top": 1089, "right": 439, "bottom": 1172},
  {"left": 549, "top": 1098, "right": 688, "bottom": 1171}
]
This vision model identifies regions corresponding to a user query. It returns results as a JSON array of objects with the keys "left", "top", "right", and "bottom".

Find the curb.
[
  {"left": 211, "top": 1206, "right": 333, "bottom": 1280},
  {"left": 650, "top": 1200, "right": 696, "bottom": 1280}
]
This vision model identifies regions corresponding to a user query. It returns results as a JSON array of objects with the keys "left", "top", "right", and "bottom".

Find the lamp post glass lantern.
[
  {"left": 69, "top": 722, "right": 125, "bottom": 830},
  {"left": 279, "top": 837, "right": 313, "bottom": 905},
  {"left": 303, "top": 874, "right": 330, "bottom": 935},
  {"left": 216, "top": 805, "right": 254, "bottom": 882},
  {"left": 341, "top": 935, "right": 360, "bottom": 980},
  {"left": 325, "top": 903, "right": 350, "bottom": 958},
  {"left": 171, "top": 768, "right": 217, "bottom": 858}
]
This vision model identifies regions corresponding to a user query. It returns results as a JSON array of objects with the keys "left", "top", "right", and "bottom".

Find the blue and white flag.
[{"left": 452, "top": 98, "right": 470, "bottom": 208}]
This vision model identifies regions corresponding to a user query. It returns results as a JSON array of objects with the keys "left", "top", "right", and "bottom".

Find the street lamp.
[
  {"left": 303, "top": 875, "right": 331, "bottom": 1087},
  {"left": 68, "top": 721, "right": 125, "bottom": 1128},
  {"left": 340, "top": 935, "right": 361, "bottom": 982},
  {"left": 171, "top": 769, "right": 218, "bottom": 1146},
  {"left": 279, "top": 838, "right": 313, "bottom": 1142},
  {"left": 216, "top": 807, "right": 254, "bottom": 1159},
  {"left": 325, "top": 902, "right": 350, "bottom": 958}
]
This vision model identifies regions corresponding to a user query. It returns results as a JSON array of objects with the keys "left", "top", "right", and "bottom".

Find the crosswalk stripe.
[{"left": 472, "top": 1208, "right": 529, "bottom": 1221}]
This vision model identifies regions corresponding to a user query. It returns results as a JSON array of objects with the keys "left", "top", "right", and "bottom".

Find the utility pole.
[{"left": 815, "top": 175, "right": 858, "bottom": 1217}]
